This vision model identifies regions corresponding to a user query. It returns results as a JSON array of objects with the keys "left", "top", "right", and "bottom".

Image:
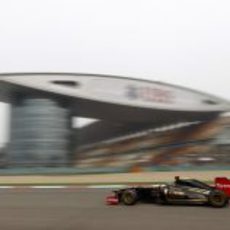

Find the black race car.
[{"left": 106, "top": 177, "right": 229, "bottom": 208}]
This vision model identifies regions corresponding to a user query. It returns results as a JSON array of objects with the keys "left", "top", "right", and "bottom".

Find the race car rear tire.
[
  {"left": 121, "top": 189, "right": 138, "bottom": 205},
  {"left": 208, "top": 190, "right": 229, "bottom": 208}
]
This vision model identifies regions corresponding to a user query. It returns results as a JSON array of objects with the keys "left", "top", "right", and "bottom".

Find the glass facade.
[{"left": 9, "top": 98, "right": 70, "bottom": 166}]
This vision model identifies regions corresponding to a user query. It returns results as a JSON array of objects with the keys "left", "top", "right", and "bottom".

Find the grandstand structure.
[
  {"left": 0, "top": 73, "right": 229, "bottom": 170},
  {"left": 74, "top": 117, "right": 230, "bottom": 171}
]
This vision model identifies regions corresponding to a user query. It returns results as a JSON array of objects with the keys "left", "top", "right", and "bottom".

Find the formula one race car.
[{"left": 106, "top": 177, "right": 230, "bottom": 208}]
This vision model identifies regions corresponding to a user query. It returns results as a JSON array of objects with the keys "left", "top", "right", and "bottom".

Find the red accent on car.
[
  {"left": 215, "top": 177, "right": 230, "bottom": 197},
  {"left": 106, "top": 195, "right": 119, "bottom": 205}
]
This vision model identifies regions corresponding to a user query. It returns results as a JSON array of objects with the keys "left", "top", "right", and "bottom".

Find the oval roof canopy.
[{"left": 0, "top": 73, "right": 229, "bottom": 123}]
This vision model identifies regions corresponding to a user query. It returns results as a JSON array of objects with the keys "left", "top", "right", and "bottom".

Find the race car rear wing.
[{"left": 215, "top": 177, "right": 230, "bottom": 197}]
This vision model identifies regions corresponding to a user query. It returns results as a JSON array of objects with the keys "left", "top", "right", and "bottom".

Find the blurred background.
[
  {"left": 0, "top": 73, "right": 229, "bottom": 175},
  {"left": 0, "top": 0, "right": 230, "bottom": 176}
]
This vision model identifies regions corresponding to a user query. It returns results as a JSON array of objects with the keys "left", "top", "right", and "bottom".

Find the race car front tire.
[{"left": 121, "top": 189, "right": 138, "bottom": 205}]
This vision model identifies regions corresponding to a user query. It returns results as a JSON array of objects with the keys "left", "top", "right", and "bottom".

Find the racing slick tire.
[
  {"left": 121, "top": 189, "right": 138, "bottom": 205},
  {"left": 208, "top": 190, "right": 229, "bottom": 208}
]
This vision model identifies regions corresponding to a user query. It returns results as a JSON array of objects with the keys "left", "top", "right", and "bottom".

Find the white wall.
[{"left": 0, "top": 103, "right": 10, "bottom": 147}]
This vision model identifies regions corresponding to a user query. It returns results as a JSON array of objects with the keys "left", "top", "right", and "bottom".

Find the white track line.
[
  {"left": 0, "top": 186, "right": 14, "bottom": 189},
  {"left": 0, "top": 185, "right": 126, "bottom": 189},
  {"left": 31, "top": 186, "right": 68, "bottom": 189},
  {"left": 88, "top": 185, "right": 126, "bottom": 189}
]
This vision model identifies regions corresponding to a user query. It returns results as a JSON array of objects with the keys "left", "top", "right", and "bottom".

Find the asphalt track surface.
[{"left": 0, "top": 188, "right": 229, "bottom": 230}]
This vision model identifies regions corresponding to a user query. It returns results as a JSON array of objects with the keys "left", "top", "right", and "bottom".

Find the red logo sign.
[{"left": 126, "top": 85, "right": 174, "bottom": 104}]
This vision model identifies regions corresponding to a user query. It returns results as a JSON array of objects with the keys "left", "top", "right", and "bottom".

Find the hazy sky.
[{"left": 0, "top": 0, "right": 230, "bottom": 145}]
